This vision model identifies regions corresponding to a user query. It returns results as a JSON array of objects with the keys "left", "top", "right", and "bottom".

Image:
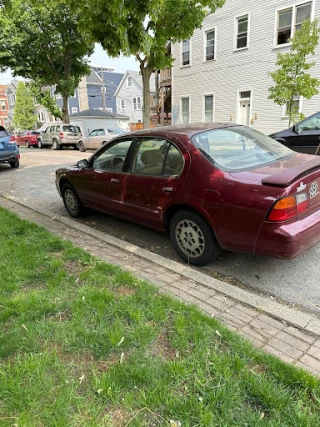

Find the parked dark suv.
[
  {"left": 0, "top": 126, "right": 20, "bottom": 168},
  {"left": 270, "top": 112, "right": 320, "bottom": 155}
]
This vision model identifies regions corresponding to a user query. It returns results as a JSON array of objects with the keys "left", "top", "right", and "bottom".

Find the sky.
[{"left": 0, "top": 43, "right": 140, "bottom": 84}]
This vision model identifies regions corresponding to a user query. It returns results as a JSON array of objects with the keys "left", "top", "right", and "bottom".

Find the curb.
[{"left": 1, "top": 193, "right": 320, "bottom": 338}]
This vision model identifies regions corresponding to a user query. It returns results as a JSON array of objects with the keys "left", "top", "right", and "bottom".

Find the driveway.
[{"left": 1, "top": 147, "right": 319, "bottom": 316}]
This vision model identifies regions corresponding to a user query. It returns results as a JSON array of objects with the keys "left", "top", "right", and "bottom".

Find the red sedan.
[
  {"left": 16, "top": 131, "right": 40, "bottom": 148},
  {"left": 55, "top": 124, "right": 320, "bottom": 266}
]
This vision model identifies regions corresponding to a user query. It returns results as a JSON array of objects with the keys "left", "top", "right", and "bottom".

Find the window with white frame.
[
  {"left": 181, "top": 97, "right": 190, "bottom": 123},
  {"left": 182, "top": 39, "right": 190, "bottom": 66},
  {"left": 204, "top": 95, "right": 214, "bottom": 122},
  {"left": 56, "top": 93, "right": 62, "bottom": 99},
  {"left": 236, "top": 15, "right": 249, "bottom": 49},
  {"left": 133, "top": 97, "right": 141, "bottom": 110},
  {"left": 0, "top": 100, "right": 6, "bottom": 111},
  {"left": 38, "top": 111, "right": 46, "bottom": 122},
  {"left": 205, "top": 29, "right": 215, "bottom": 61},
  {"left": 120, "top": 99, "right": 125, "bottom": 113},
  {"left": 283, "top": 96, "right": 301, "bottom": 117},
  {"left": 127, "top": 76, "right": 133, "bottom": 87},
  {"left": 8, "top": 94, "right": 15, "bottom": 105},
  {"left": 72, "top": 107, "right": 78, "bottom": 114},
  {"left": 277, "top": 2, "right": 312, "bottom": 45},
  {"left": 106, "top": 107, "right": 113, "bottom": 112}
]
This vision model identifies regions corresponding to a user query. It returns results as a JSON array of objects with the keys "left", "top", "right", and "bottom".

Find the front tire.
[
  {"left": 62, "top": 183, "right": 85, "bottom": 218},
  {"left": 170, "top": 210, "right": 221, "bottom": 266},
  {"left": 25, "top": 141, "right": 30, "bottom": 148},
  {"left": 78, "top": 141, "right": 86, "bottom": 152},
  {"left": 10, "top": 159, "right": 19, "bottom": 169},
  {"left": 38, "top": 139, "right": 43, "bottom": 149},
  {"left": 53, "top": 139, "right": 61, "bottom": 150}
]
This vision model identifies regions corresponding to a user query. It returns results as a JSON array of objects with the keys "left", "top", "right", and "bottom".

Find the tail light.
[
  {"left": 9, "top": 135, "right": 15, "bottom": 142},
  {"left": 267, "top": 193, "right": 309, "bottom": 222},
  {"left": 59, "top": 132, "right": 64, "bottom": 138}
]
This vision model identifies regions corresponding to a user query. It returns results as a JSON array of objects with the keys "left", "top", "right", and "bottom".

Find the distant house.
[
  {"left": 54, "top": 66, "right": 125, "bottom": 116},
  {"left": 5, "top": 80, "right": 52, "bottom": 129},
  {"left": 69, "top": 108, "right": 130, "bottom": 136},
  {"left": 114, "top": 71, "right": 156, "bottom": 123},
  {"left": 0, "top": 85, "right": 9, "bottom": 127}
]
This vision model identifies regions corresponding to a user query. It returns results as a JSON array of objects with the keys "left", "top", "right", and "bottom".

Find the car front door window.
[
  {"left": 299, "top": 114, "right": 320, "bottom": 131},
  {"left": 92, "top": 139, "right": 133, "bottom": 172}
]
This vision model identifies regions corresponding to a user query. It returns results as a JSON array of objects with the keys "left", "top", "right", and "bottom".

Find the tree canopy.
[
  {"left": 13, "top": 82, "right": 37, "bottom": 130},
  {"left": 0, "top": 0, "right": 94, "bottom": 123},
  {"left": 268, "top": 20, "right": 320, "bottom": 126},
  {"left": 71, "top": 0, "right": 225, "bottom": 126}
]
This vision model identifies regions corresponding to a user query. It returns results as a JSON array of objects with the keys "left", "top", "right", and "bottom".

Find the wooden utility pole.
[{"left": 101, "top": 67, "right": 106, "bottom": 111}]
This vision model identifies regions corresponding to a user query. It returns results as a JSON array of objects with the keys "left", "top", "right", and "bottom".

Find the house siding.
[
  {"left": 172, "top": 0, "right": 320, "bottom": 134},
  {"left": 116, "top": 75, "right": 144, "bottom": 122}
]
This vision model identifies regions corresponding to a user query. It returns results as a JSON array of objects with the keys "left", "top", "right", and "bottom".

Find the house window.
[
  {"left": 0, "top": 100, "right": 6, "bottom": 111},
  {"left": 127, "top": 76, "right": 133, "bottom": 87},
  {"left": 277, "top": 2, "right": 312, "bottom": 45},
  {"left": 204, "top": 95, "right": 214, "bottom": 122},
  {"left": 181, "top": 97, "right": 190, "bottom": 123},
  {"left": 120, "top": 99, "right": 125, "bottom": 113},
  {"left": 205, "top": 29, "right": 215, "bottom": 61},
  {"left": 72, "top": 107, "right": 78, "bottom": 114},
  {"left": 56, "top": 93, "right": 62, "bottom": 99},
  {"left": 182, "top": 39, "right": 190, "bottom": 66},
  {"left": 8, "top": 94, "right": 15, "bottom": 105},
  {"left": 283, "top": 96, "right": 301, "bottom": 117},
  {"left": 38, "top": 111, "right": 46, "bottom": 122},
  {"left": 133, "top": 97, "right": 141, "bottom": 110},
  {"left": 106, "top": 107, "right": 113, "bottom": 112},
  {"left": 236, "top": 15, "right": 249, "bottom": 49}
]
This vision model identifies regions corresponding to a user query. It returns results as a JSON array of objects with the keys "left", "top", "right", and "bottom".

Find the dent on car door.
[{"left": 122, "top": 137, "right": 188, "bottom": 229}]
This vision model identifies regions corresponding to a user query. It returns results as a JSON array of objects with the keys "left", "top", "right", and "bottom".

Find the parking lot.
[{"left": 1, "top": 147, "right": 319, "bottom": 315}]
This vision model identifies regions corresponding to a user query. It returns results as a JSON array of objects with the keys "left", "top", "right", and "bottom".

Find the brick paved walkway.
[{"left": 1, "top": 195, "right": 320, "bottom": 377}]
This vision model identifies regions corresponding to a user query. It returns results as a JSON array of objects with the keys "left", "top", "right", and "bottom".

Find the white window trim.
[
  {"left": 180, "top": 95, "right": 191, "bottom": 124},
  {"left": 202, "top": 93, "right": 215, "bottom": 122},
  {"left": 236, "top": 89, "right": 253, "bottom": 127},
  {"left": 281, "top": 96, "right": 303, "bottom": 118},
  {"left": 72, "top": 107, "right": 78, "bottom": 114},
  {"left": 8, "top": 94, "right": 15, "bottom": 105},
  {"left": 203, "top": 28, "right": 217, "bottom": 62},
  {"left": 274, "top": 0, "right": 314, "bottom": 49},
  {"left": 234, "top": 13, "right": 250, "bottom": 52},
  {"left": 127, "top": 76, "right": 133, "bottom": 87},
  {"left": 132, "top": 96, "right": 142, "bottom": 110},
  {"left": 180, "top": 39, "right": 192, "bottom": 68}
]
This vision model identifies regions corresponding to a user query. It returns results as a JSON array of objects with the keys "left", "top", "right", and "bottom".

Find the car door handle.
[
  {"left": 162, "top": 187, "right": 175, "bottom": 193},
  {"left": 111, "top": 178, "right": 120, "bottom": 183}
]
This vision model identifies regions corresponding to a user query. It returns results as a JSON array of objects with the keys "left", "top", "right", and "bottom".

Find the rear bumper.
[
  {"left": 255, "top": 208, "right": 320, "bottom": 258},
  {"left": 0, "top": 150, "right": 19, "bottom": 163}
]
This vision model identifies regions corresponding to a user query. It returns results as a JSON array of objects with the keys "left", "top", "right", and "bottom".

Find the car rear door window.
[
  {"left": 50, "top": 126, "right": 55, "bottom": 132},
  {"left": 92, "top": 139, "right": 133, "bottom": 172},
  {"left": 56, "top": 125, "right": 60, "bottom": 132}
]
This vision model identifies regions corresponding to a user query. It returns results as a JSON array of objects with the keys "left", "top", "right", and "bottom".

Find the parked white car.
[{"left": 77, "top": 128, "right": 126, "bottom": 151}]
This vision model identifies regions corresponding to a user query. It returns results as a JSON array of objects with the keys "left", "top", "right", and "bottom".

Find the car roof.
[{"left": 129, "top": 122, "right": 240, "bottom": 138}]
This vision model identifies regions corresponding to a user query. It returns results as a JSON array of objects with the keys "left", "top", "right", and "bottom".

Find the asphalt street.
[{"left": 1, "top": 147, "right": 319, "bottom": 315}]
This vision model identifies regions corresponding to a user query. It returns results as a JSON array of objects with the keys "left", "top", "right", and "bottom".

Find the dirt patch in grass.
[
  {"left": 47, "top": 310, "right": 72, "bottom": 322},
  {"left": 64, "top": 259, "right": 84, "bottom": 277},
  {"left": 115, "top": 285, "right": 135, "bottom": 298},
  {"left": 106, "top": 406, "right": 129, "bottom": 426},
  {"left": 248, "top": 364, "right": 267, "bottom": 375},
  {"left": 149, "top": 332, "right": 177, "bottom": 361}
]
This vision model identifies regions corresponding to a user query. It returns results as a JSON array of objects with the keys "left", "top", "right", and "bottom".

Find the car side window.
[
  {"left": 299, "top": 114, "right": 320, "bottom": 131},
  {"left": 92, "top": 139, "right": 133, "bottom": 172},
  {"left": 98, "top": 129, "right": 105, "bottom": 136},
  {"left": 56, "top": 125, "right": 60, "bottom": 132},
  {"left": 50, "top": 126, "right": 55, "bottom": 132},
  {"left": 90, "top": 130, "right": 97, "bottom": 137},
  {"left": 163, "top": 145, "right": 184, "bottom": 176}
]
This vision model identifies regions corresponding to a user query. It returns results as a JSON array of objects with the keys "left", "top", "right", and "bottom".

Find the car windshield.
[
  {"left": 62, "top": 125, "right": 81, "bottom": 133},
  {"left": 191, "top": 126, "right": 294, "bottom": 172},
  {"left": 107, "top": 128, "right": 125, "bottom": 135}
]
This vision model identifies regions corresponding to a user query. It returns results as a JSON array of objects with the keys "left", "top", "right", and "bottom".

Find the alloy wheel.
[
  {"left": 64, "top": 189, "right": 79, "bottom": 216},
  {"left": 175, "top": 219, "right": 206, "bottom": 258}
]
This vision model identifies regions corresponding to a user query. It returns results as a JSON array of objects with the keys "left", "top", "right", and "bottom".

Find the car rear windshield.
[
  {"left": 0, "top": 129, "right": 9, "bottom": 138},
  {"left": 191, "top": 126, "right": 294, "bottom": 172},
  {"left": 62, "top": 126, "right": 81, "bottom": 133}
]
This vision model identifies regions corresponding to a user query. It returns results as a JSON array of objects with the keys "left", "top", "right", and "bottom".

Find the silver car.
[
  {"left": 38, "top": 123, "right": 82, "bottom": 150},
  {"left": 77, "top": 127, "right": 126, "bottom": 152}
]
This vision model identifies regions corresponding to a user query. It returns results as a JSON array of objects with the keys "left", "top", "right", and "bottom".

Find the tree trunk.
[
  {"left": 155, "top": 70, "right": 160, "bottom": 124},
  {"left": 62, "top": 95, "right": 69, "bottom": 124},
  {"left": 140, "top": 65, "right": 152, "bottom": 128}
]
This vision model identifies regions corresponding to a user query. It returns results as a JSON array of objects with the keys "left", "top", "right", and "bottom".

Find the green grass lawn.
[{"left": 0, "top": 208, "right": 319, "bottom": 426}]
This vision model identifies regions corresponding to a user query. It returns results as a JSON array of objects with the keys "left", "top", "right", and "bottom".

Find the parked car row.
[{"left": 56, "top": 123, "right": 320, "bottom": 266}]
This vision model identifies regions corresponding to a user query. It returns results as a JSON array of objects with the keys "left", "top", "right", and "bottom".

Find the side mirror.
[{"left": 77, "top": 159, "right": 89, "bottom": 169}]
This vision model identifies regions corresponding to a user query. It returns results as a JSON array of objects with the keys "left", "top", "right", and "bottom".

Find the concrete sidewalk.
[{"left": 1, "top": 194, "right": 320, "bottom": 377}]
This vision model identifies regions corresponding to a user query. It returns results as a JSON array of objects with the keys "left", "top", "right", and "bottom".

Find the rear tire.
[
  {"left": 10, "top": 159, "right": 19, "bottom": 169},
  {"left": 62, "top": 183, "right": 85, "bottom": 218},
  {"left": 78, "top": 141, "right": 86, "bottom": 152},
  {"left": 170, "top": 210, "right": 221, "bottom": 266},
  {"left": 53, "top": 139, "right": 61, "bottom": 150}
]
